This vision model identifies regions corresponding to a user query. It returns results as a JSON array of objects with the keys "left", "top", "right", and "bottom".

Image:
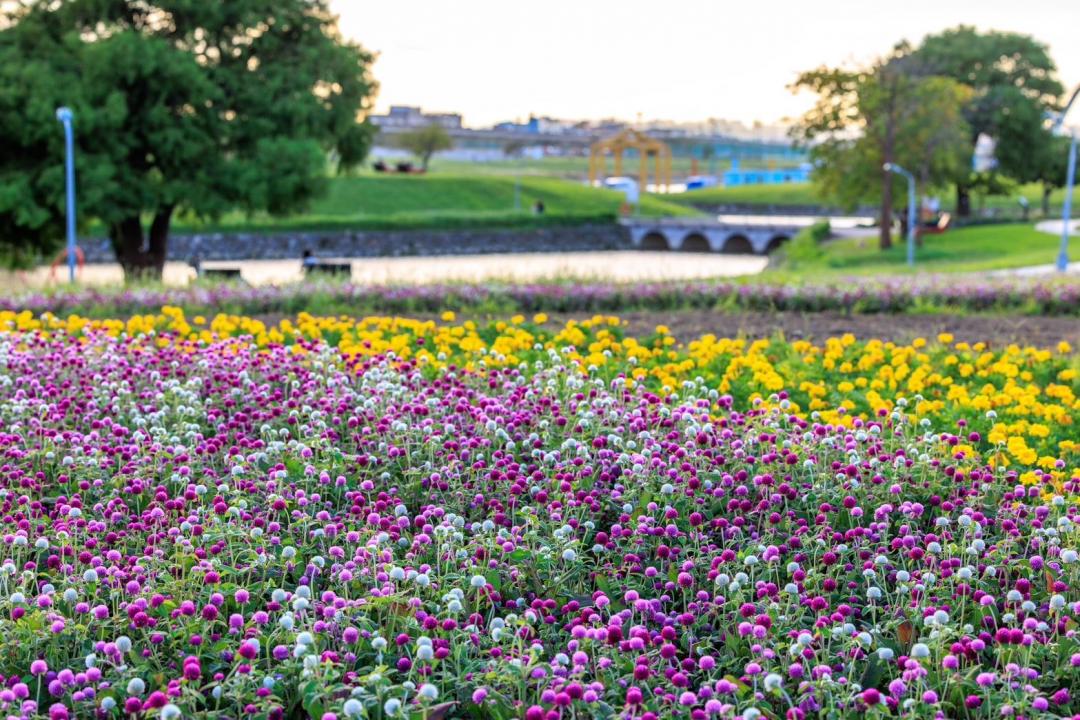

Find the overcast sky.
[{"left": 334, "top": 0, "right": 1079, "bottom": 128}]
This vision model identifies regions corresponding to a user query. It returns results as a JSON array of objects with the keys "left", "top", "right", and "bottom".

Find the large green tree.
[
  {"left": 791, "top": 47, "right": 972, "bottom": 250},
  {"left": 911, "top": 27, "right": 1064, "bottom": 216},
  {"left": 0, "top": 0, "right": 376, "bottom": 279}
]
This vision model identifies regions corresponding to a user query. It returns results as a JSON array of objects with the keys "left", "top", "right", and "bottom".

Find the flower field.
[
  {"left": 5, "top": 275, "right": 1080, "bottom": 318},
  {"left": 0, "top": 308, "right": 1078, "bottom": 720}
]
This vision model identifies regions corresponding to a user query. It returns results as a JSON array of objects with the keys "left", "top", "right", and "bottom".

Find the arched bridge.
[{"left": 622, "top": 216, "right": 813, "bottom": 255}]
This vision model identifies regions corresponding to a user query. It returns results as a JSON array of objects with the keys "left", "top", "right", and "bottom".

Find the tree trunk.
[
  {"left": 110, "top": 206, "right": 174, "bottom": 282},
  {"left": 955, "top": 184, "right": 971, "bottom": 217},
  {"left": 1042, "top": 185, "right": 1052, "bottom": 217},
  {"left": 879, "top": 169, "right": 893, "bottom": 251}
]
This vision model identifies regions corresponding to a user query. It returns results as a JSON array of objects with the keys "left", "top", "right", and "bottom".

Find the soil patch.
[
  {"left": 256, "top": 310, "right": 1079, "bottom": 348},
  {"left": 591, "top": 310, "right": 1079, "bottom": 347}
]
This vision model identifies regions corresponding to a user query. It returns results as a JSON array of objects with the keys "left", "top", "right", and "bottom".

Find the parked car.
[{"left": 684, "top": 175, "right": 719, "bottom": 191}]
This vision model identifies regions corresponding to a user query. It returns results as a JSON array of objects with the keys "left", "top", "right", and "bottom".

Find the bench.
[
  {"left": 202, "top": 267, "right": 244, "bottom": 280},
  {"left": 304, "top": 262, "right": 352, "bottom": 278},
  {"left": 917, "top": 212, "right": 952, "bottom": 237}
]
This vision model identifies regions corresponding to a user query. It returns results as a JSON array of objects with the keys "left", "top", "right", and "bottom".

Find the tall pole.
[
  {"left": 56, "top": 107, "right": 77, "bottom": 283},
  {"left": 906, "top": 172, "right": 916, "bottom": 268},
  {"left": 1058, "top": 130, "right": 1076, "bottom": 272},
  {"left": 1049, "top": 86, "right": 1079, "bottom": 273},
  {"left": 884, "top": 162, "right": 916, "bottom": 267}
]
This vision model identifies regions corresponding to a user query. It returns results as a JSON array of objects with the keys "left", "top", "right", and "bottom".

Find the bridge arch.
[
  {"left": 680, "top": 233, "right": 711, "bottom": 253},
  {"left": 766, "top": 234, "right": 790, "bottom": 253},
  {"left": 722, "top": 234, "right": 755, "bottom": 255},
  {"left": 641, "top": 231, "right": 669, "bottom": 251}
]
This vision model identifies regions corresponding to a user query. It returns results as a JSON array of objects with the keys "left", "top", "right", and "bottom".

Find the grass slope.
[
  {"left": 170, "top": 175, "right": 695, "bottom": 234},
  {"left": 771, "top": 222, "right": 1079, "bottom": 277},
  {"left": 665, "top": 182, "right": 825, "bottom": 207},
  {"left": 665, "top": 181, "right": 1080, "bottom": 215}
]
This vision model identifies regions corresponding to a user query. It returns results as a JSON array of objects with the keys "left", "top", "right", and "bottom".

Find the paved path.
[
  {"left": 986, "top": 261, "right": 1080, "bottom": 277},
  {"left": 1034, "top": 218, "right": 1080, "bottom": 236},
  {"left": 1, "top": 251, "right": 768, "bottom": 291}
]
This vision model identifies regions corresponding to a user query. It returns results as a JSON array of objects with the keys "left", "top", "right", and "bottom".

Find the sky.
[{"left": 334, "top": 0, "right": 1080, "bottom": 128}]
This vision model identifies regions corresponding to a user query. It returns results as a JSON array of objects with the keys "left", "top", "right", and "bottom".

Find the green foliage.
[
  {"left": 664, "top": 182, "right": 825, "bottom": 207},
  {"left": 393, "top": 124, "right": 454, "bottom": 171},
  {"left": 767, "top": 222, "right": 1079, "bottom": 276},
  {"left": 910, "top": 27, "right": 1065, "bottom": 208},
  {"left": 791, "top": 26, "right": 1069, "bottom": 246},
  {"left": 0, "top": 0, "right": 376, "bottom": 277},
  {"left": 663, "top": 179, "right": 1080, "bottom": 220},
  {"left": 790, "top": 47, "right": 972, "bottom": 250},
  {"left": 773, "top": 220, "right": 831, "bottom": 269}
]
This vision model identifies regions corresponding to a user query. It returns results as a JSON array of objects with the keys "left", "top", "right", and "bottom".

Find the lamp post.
[
  {"left": 1048, "top": 85, "right": 1079, "bottom": 273},
  {"left": 883, "top": 162, "right": 916, "bottom": 267},
  {"left": 55, "top": 107, "right": 77, "bottom": 283}
]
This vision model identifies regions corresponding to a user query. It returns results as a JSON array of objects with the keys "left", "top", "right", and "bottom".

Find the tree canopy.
[
  {"left": 791, "top": 27, "right": 1067, "bottom": 250},
  {"left": 791, "top": 47, "right": 972, "bottom": 249},
  {"left": 910, "top": 27, "right": 1064, "bottom": 215},
  {"left": 0, "top": 0, "right": 377, "bottom": 278}
]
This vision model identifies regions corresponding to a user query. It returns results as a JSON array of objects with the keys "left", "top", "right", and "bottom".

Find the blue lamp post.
[
  {"left": 55, "top": 107, "right": 77, "bottom": 283},
  {"left": 883, "top": 162, "right": 916, "bottom": 267},
  {"left": 1048, "top": 86, "right": 1079, "bottom": 273}
]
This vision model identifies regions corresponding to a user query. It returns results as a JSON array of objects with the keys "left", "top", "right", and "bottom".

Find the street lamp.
[
  {"left": 55, "top": 107, "right": 77, "bottom": 283},
  {"left": 1048, "top": 85, "right": 1079, "bottom": 273},
  {"left": 883, "top": 162, "right": 916, "bottom": 267}
]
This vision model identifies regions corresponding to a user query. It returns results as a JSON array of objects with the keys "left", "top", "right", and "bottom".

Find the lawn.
[
  {"left": 773, "top": 222, "right": 1079, "bottom": 277},
  {"left": 167, "top": 174, "right": 696, "bottom": 234},
  {"left": 665, "top": 180, "right": 1080, "bottom": 216},
  {"left": 665, "top": 181, "right": 826, "bottom": 207}
]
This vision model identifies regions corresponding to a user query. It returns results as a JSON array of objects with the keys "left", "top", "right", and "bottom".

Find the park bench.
[
  {"left": 202, "top": 267, "right": 244, "bottom": 281},
  {"left": 917, "top": 212, "right": 952, "bottom": 237},
  {"left": 304, "top": 262, "right": 352, "bottom": 279}
]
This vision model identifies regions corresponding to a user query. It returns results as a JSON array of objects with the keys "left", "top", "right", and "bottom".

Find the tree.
[
  {"left": 396, "top": 124, "right": 453, "bottom": 171},
  {"left": 1032, "top": 134, "right": 1073, "bottom": 216},
  {"left": 911, "top": 27, "right": 1064, "bottom": 216},
  {"left": 791, "top": 47, "right": 971, "bottom": 250},
  {"left": 0, "top": 0, "right": 376, "bottom": 279}
]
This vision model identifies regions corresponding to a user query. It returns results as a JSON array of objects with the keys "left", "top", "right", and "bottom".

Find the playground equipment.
[{"left": 587, "top": 129, "right": 672, "bottom": 194}]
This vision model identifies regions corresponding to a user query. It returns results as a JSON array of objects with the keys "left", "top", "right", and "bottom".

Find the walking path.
[
  {"left": 1034, "top": 218, "right": 1080, "bottom": 236},
  {"left": 1, "top": 251, "right": 769, "bottom": 290}
]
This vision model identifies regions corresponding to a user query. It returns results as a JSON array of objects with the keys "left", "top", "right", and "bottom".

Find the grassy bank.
[
  {"left": 769, "top": 222, "right": 1079, "bottom": 276},
  {"left": 666, "top": 182, "right": 826, "bottom": 207},
  {"left": 161, "top": 174, "right": 695, "bottom": 234},
  {"left": 665, "top": 181, "right": 1080, "bottom": 216}
]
